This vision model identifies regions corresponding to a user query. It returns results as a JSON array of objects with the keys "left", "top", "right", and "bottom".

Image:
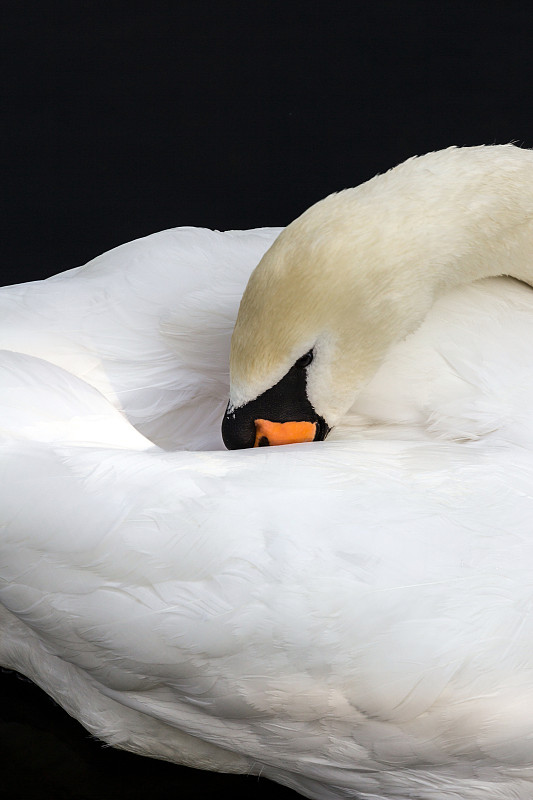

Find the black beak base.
[{"left": 222, "top": 362, "right": 330, "bottom": 449}]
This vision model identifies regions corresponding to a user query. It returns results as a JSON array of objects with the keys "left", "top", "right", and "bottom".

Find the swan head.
[
  {"left": 222, "top": 144, "right": 533, "bottom": 449},
  {"left": 222, "top": 189, "right": 408, "bottom": 449}
]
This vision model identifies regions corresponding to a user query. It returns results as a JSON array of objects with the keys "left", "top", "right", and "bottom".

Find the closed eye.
[{"left": 295, "top": 350, "right": 313, "bottom": 369}]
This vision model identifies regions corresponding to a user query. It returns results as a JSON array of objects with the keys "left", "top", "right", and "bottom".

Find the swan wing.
[
  {"left": 0, "top": 227, "right": 280, "bottom": 450},
  {"left": 343, "top": 277, "right": 533, "bottom": 445},
  {"left": 2, "top": 351, "right": 533, "bottom": 796}
]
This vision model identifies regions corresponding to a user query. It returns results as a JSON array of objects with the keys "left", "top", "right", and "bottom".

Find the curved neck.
[
  {"left": 305, "top": 147, "right": 533, "bottom": 423},
  {"left": 231, "top": 146, "right": 533, "bottom": 426}
]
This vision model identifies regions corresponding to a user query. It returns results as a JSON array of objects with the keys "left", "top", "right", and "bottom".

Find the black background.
[
  {"left": 5, "top": 1, "right": 533, "bottom": 286},
  {"left": 2, "top": 2, "right": 533, "bottom": 798}
]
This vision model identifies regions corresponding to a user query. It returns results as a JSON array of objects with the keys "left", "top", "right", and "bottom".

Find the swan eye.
[{"left": 295, "top": 350, "right": 313, "bottom": 369}]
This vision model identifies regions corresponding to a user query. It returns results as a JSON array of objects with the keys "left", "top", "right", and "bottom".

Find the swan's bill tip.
[{"left": 253, "top": 419, "right": 317, "bottom": 447}]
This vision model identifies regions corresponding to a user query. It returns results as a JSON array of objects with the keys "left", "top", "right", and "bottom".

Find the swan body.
[{"left": 2, "top": 146, "right": 533, "bottom": 799}]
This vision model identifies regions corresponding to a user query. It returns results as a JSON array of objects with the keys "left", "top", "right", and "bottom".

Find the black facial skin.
[{"left": 222, "top": 352, "right": 330, "bottom": 449}]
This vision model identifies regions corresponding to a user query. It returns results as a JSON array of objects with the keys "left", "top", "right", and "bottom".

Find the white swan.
[{"left": 2, "top": 146, "right": 533, "bottom": 800}]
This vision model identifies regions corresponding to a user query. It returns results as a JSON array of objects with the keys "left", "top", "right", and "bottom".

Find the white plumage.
[{"left": 2, "top": 148, "right": 533, "bottom": 799}]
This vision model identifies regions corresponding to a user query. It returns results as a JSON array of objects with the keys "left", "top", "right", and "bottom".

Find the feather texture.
[{"left": 2, "top": 157, "right": 533, "bottom": 798}]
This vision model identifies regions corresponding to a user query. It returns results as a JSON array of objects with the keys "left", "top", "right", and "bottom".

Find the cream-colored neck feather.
[{"left": 230, "top": 145, "right": 533, "bottom": 426}]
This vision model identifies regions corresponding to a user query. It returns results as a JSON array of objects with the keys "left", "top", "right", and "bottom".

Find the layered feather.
[{"left": 1, "top": 189, "right": 533, "bottom": 797}]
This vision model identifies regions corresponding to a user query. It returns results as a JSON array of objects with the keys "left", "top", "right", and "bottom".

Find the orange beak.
[{"left": 254, "top": 419, "right": 317, "bottom": 447}]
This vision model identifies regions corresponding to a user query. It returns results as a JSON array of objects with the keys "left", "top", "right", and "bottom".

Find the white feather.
[{"left": 2, "top": 150, "right": 533, "bottom": 799}]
